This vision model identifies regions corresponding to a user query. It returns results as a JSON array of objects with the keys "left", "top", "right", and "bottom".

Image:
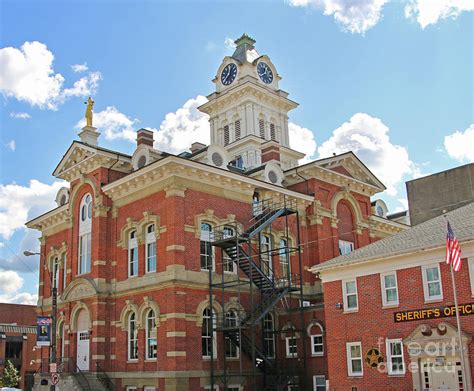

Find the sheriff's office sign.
[
  {"left": 394, "top": 303, "right": 474, "bottom": 323},
  {"left": 37, "top": 316, "right": 52, "bottom": 346}
]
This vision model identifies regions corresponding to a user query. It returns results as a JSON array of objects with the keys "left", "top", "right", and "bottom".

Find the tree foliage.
[{"left": 2, "top": 359, "right": 20, "bottom": 387}]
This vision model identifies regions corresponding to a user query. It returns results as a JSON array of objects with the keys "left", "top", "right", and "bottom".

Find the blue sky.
[{"left": 0, "top": 0, "right": 473, "bottom": 303}]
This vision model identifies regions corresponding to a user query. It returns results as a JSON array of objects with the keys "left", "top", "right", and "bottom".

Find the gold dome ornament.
[{"left": 365, "top": 347, "right": 384, "bottom": 368}]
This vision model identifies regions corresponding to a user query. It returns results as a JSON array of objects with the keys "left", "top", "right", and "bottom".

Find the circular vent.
[
  {"left": 268, "top": 170, "right": 278, "bottom": 184},
  {"left": 137, "top": 155, "right": 147, "bottom": 168},
  {"left": 211, "top": 152, "right": 224, "bottom": 167}
]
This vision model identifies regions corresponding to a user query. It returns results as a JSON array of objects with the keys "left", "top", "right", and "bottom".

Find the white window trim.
[
  {"left": 78, "top": 193, "right": 92, "bottom": 275},
  {"left": 126, "top": 387, "right": 137, "bottom": 391},
  {"left": 145, "top": 225, "right": 156, "bottom": 273},
  {"left": 338, "top": 239, "right": 354, "bottom": 255},
  {"left": 225, "top": 311, "right": 239, "bottom": 359},
  {"left": 285, "top": 336, "right": 298, "bottom": 358},
  {"left": 263, "top": 313, "right": 276, "bottom": 359},
  {"left": 227, "top": 385, "right": 241, "bottom": 391},
  {"left": 468, "top": 258, "right": 474, "bottom": 297},
  {"left": 128, "top": 232, "right": 138, "bottom": 278},
  {"left": 62, "top": 253, "right": 67, "bottom": 291},
  {"left": 346, "top": 342, "right": 363, "bottom": 377},
  {"left": 202, "top": 309, "right": 217, "bottom": 359},
  {"left": 128, "top": 313, "right": 138, "bottom": 361},
  {"left": 143, "top": 387, "right": 156, "bottom": 391},
  {"left": 386, "top": 338, "right": 405, "bottom": 375},
  {"left": 310, "top": 332, "right": 324, "bottom": 356},
  {"left": 200, "top": 223, "right": 215, "bottom": 272},
  {"left": 145, "top": 309, "right": 157, "bottom": 360},
  {"left": 422, "top": 264, "right": 443, "bottom": 302},
  {"left": 342, "top": 278, "right": 358, "bottom": 312},
  {"left": 223, "top": 227, "right": 236, "bottom": 275},
  {"left": 313, "top": 375, "right": 326, "bottom": 391},
  {"left": 380, "top": 271, "right": 399, "bottom": 307}
]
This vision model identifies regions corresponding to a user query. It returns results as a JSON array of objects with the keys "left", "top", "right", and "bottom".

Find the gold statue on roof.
[{"left": 85, "top": 97, "right": 94, "bottom": 127}]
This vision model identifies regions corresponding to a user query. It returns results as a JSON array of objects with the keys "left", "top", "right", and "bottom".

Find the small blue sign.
[{"left": 37, "top": 316, "right": 51, "bottom": 346}]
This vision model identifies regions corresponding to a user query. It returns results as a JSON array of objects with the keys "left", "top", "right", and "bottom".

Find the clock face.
[
  {"left": 221, "top": 63, "right": 237, "bottom": 86},
  {"left": 257, "top": 62, "right": 273, "bottom": 84}
]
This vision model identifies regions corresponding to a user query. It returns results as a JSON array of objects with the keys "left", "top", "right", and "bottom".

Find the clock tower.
[{"left": 198, "top": 33, "right": 304, "bottom": 171}]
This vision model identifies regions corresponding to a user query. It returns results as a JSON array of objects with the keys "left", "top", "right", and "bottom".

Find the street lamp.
[{"left": 25, "top": 250, "right": 57, "bottom": 391}]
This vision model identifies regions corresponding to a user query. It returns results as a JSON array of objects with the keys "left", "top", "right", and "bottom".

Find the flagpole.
[{"left": 444, "top": 211, "right": 469, "bottom": 390}]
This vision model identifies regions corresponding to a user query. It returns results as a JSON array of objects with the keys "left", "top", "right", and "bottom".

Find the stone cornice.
[
  {"left": 26, "top": 204, "right": 71, "bottom": 233},
  {"left": 369, "top": 215, "right": 408, "bottom": 238}
]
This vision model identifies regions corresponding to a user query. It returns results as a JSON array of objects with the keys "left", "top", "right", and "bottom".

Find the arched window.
[
  {"left": 225, "top": 310, "right": 238, "bottom": 358},
  {"left": 128, "top": 313, "right": 138, "bottom": 360},
  {"left": 52, "top": 256, "right": 60, "bottom": 292},
  {"left": 202, "top": 308, "right": 216, "bottom": 358},
  {"left": 128, "top": 230, "right": 138, "bottom": 277},
  {"left": 263, "top": 313, "right": 275, "bottom": 359},
  {"left": 279, "top": 238, "right": 290, "bottom": 277},
  {"left": 146, "top": 309, "right": 157, "bottom": 359},
  {"left": 310, "top": 323, "right": 324, "bottom": 356},
  {"left": 58, "top": 321, "right": 65, "bottom": 359},
  {"left": 146, "top": 224, "right": 156, "bottom": 273},
  {"left": 337, "top": 201, "right": 355, "bottom": 255},
  {"left": 62, "top": 253, "right": 67, "bottom": 291},
  {"left": 223, "top": 227, "right": 235, "bottom": 274},
  {"left": 78, "top": 193, "right": 92, "bottom": 274},
  {"left": 260, "top": 235, "right": 272, "bottom": 276},
  {"left": 200, "top": 223, "right": 213, "bottom": 271}
]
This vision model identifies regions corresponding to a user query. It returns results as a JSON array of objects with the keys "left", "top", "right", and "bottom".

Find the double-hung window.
[
  {"left": 146, "top": 224, "right": 156, "bottom": 273},
  {"left": 346, "top": 342, "right": 363, "bottom": 376},
  {"left": 386, "top": 339, "right": 405, "bottom": 375},
  {"left": 343, "top": 279, "right": 358, "bottom": 311},
  {"left": 200, "top": 223, "right": 213, "bottom": 271},
  {"left": 146, "top": 309, "right": 157, "bottom": 360},
  {"left": 263, "top": 313, "right": 275, "bottom": 359},
  {"left": 313, "top": 376, "right": 326, "bottom": 391},
  {"left": 422, "top": 264, "right": 443, "bottom": 301},
  {"left": 381, "top": 272, "right": 399, "bottom": 306},
  {"left": 310, "top": 324, "right": 324, "bottom": 356},
  {"left": 338, "top": 240, "right": 354, "bottom": 255},
  {"left": 225, "top": 310, "right": 239, "bottom": 358},
  {"left": 52, "top": 257, "right": 60, "bottom": 291},
  {"left": 128, "top": 230, "right": 138, "bottom": 277},
  {"left": 128, "top": 313, "right": 138, "bottom": 360},
  {"left": 202, "top": 308, "right": 217, "bottom": 358},
  {"left": 286, "top": 336, "right": 297, "bottom": 358},
  {"left": 280, "top": 238, "right": 290, "bottom": 277},
  {"left": 78, "top": 193, "right": 92, "bottom": 274},
  {"left": 223, "top": 227, "right": 235, "bottom": 274}
]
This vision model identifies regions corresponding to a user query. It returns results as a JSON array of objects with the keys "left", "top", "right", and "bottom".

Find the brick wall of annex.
[{"left": 323, "top": 257, "right": 474, "bottom": 390}]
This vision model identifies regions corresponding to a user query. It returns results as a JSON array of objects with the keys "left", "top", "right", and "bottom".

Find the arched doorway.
[{"left": 76, "top": 309, "right": 90, "bottom": 371}]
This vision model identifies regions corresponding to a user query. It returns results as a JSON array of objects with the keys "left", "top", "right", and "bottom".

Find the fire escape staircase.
[{"left": 211, "top": 200, "right": 300, "bottom": 389}]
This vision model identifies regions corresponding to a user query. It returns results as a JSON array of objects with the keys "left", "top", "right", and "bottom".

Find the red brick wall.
[
  {"left": 0, "top": 303, "right": 36, "bottom": 325},
  {"left": 323, "top": 257, "right": 474, "bottom": 390}
]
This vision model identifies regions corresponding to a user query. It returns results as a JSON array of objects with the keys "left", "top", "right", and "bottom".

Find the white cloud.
[
  {"left": 0, "top": 270, "right": 23, "bottom": 293},
  {"left": 10, "top": 112, "right": 31, "bottom": 119},
  {"left": 318, "top": 113, "right": 416, "bottom": 195},
  {"left": 0, "top": 179, "right": 66, "bottom": 240},
  {"left": 289, "top": 122, "right": 317, "bottom": 162},
  {"left": 405, "top": 0, "right": 474, "bottom": 28},
  {"left": 0, "top": 41, "right": 101, "bottom": 110},
  {"left": 6, "top": 140, "right": 16, "bottom": 151},
  {"left": 444, "top": 123, "right": 474, "bottom": 163},
  {"left": 0, "top": 290, "right": 38, "bottom": 305},
  {"left": 288, "top": 0, "right": 389, "bottom": 34},
  {"left": 224, "top": 37, "right": 236, "bottom": 50},
  {"left": 71, "top": 62, "right": 88, "bottom": 73},
  {"left": 75, "top": 106, "right": 138, "bottom": 141},
  {"left": 153, "top": 95, "right": 210, "bottom": 154}
]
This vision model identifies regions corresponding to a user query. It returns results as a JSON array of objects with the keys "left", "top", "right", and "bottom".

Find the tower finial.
[{"left": 234, "top": 33, "right": 256, "bottom": 48}]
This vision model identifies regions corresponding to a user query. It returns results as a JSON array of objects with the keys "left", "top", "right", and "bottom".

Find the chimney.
[
  {"left": 261, "top": 141, "right": 280, "bottom": 164},
  {"left": 190, "top": 142, "right": 206, "bottom": 154},
  {"left": 136, "top": 128, "right": 154, "bottom": 147}
]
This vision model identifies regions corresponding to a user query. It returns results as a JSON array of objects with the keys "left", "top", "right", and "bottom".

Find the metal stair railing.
[
  {"left": 225, "top": 328, "right": 273, "bottom": 369},
  {"left": 96, "top": 362, "right": 115, "bottom": 391}
]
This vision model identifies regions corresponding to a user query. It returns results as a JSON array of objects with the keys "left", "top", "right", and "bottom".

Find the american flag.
[{"left": 446, "top": 221, "right": 462, "bottom": 272}]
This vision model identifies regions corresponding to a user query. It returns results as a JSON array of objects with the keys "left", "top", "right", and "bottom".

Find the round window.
[
  {"left": 268, "top": 170, "right": 278, "bottom": 184},
  {"left": 211, "top": 152, "right": 224, "bottom": 167}
]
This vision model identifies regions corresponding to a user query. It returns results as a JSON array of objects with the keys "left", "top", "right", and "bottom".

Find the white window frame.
[
  {"left": 200, "top": 223, "right": 214, "bottom": 271},
  {"left": 346, "top": 342, "right": 363, "bottom": 377},
  {"left": 128, "top": 313, "right": 138, "bottom": 361},
  {"left": 126, "top": 387, "right": 137, "bottom": 391},
  {"left": 62, "top": 253, "right": 67, "bottom": 291},
  {"left": 285, "top": 336, "right": 298, "bottom": 358},
  {"left": 202, "top": 308, "right": 217, "bottom": 359},
  {"left": 261, "top": 234, "right": 273, "bottom": 277},
  {"left": 223, "top": 227, "right": 236, "bottom": 274},
  {"left": 225, "top": 310, "right": 239, "bottom": 359},
  {"left": 52, "top": 256, "right": 60, "bottom": 290},
  {"left": 78, "top": 193, "right": 92, "bottom": 275},
  {"left": 313, "top": 375, "right": 326, "bottom": 391},
  {"left": 338, "top": 240, "right": 354, "bottom": 255},
  {"left": 143, "top": 387, "right": 156, "bottom": 391},
  {"left": 422, "top": 264, "right": 443, "bottom": 302},
  {"left": 279, "top": 238, "right": 291, "bottom": 277},
  {"left": 310, "top": 324, "right": 324, "bottom": 356},
  {"left": 263, "top": 313, "right": 276, "bottom": 359},
  {"left": 342, "top": 278, "right": 358, "bottom": 312},
  {"left": 145, "top": 309, "right": 157, "bottom": 360},
  {"left": 128, "top": 230, "right": 138, "bottom": 277},
  {"left": 380, "top": 271, "right": 399, "bottom": 307},
  {"left": 468, "top": 258, "right": 474, "bottom": 296},
  {"left": 386, "top": 338, "right": 405, "bottom": 375},
  {"left": 145, "top": 224, "right": 157, "bottom": 273},
  {"left": 227, "top": 385, "right": 241, "bottom": 391}
]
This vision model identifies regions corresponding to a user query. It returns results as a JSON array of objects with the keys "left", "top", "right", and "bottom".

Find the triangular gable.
[
  {"left": 53, "top": 141, "right": 96, "bottom": 178},
  {"left": 313, "top": 152, "right": 386, "bottom": 191}
]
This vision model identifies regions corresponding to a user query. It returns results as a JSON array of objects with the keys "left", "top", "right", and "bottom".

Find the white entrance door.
[
  {"left": 77, "top": 330, "right": 90, "bottom": 371},
  {"left": 423, "top": 360, "right": 463, "bottom": 390}
]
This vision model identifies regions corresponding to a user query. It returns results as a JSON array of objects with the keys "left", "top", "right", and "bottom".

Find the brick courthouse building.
[{"left": 27, "top": 34, "right": 404, "bottom": 390}]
